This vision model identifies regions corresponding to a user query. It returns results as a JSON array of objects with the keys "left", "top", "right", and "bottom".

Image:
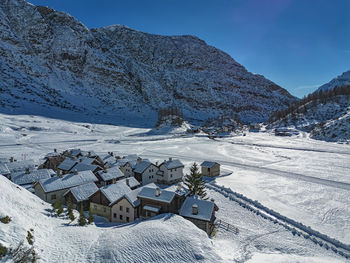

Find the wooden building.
[{"left": 200, "top": 161, "right": 220, "bottom": 177}]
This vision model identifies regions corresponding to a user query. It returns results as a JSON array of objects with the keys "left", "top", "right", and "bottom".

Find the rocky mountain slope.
[
  {"left": 268, "top": 72, "right": 350, "bottom": 142},
  {"left": 317, "top": 70, "right": 350, "bottom": 92},
  {"left": 0, "top": 0, "right": 295, "bottom": 126}
]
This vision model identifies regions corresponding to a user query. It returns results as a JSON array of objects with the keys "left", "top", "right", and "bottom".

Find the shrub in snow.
[
  {"left": 0, "top": 244, "right": 7, "bottom": 259},
  {"left": 88, "top": 207, "right": 94, "bottom": 224},
  {"left": 6, "top": 240, "right": 39, "bottom": 263},
  {"left": 0, "top": 215, "right": 11, "bottom": 224},
  {"left": 78, "top": 206, "right": 86, "bottom": 226},
  {"left": 67, "top": 198, "right": 75, "bottom": 222}
]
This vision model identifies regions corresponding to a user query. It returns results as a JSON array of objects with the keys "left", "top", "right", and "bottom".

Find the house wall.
[
  {"left": 110, "top": 198, "right": 136, "bottom": 223},
  {"left": 90, "top": 202, "right": 111, "bottom": 220},
  {"left": 157, "top": 164, "right": 183, "bottom": 184},
  {"left": 140, "top": 164, "right": 158, "bottom": 185},
  {"left": 34, "top": 184, "right": 47, "bottom": 202},
  {"left": 201, "top": 164, "right": 220, "bottom": 177},
  {"left": 46, "top": 189, "right": 68, "bottom": 203},
  {"left": 120, "top": 163, "right": 133, "bottom": 177},
  {"left": 184, "top": 217, "right": 212, "bottom": 234}
]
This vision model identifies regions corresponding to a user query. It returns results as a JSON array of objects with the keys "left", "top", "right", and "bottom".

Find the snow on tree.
[{"left": 183, "top": 162, "right": 207, "bottom": 199}]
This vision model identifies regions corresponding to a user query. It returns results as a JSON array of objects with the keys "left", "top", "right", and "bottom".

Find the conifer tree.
[
  {"left": 56, "top": 200, "right": 63, "bottom": 217},
  {"left": 183, "top": 162, "right": 207, "bottom": 199},
  {"left": 88, "top": 207, "right": 94, "bottom": 224},
  {"left": 67, "top": 197, "right": 75, "bottom": 222},
  {"left": 78, "top": 205, "right": 86, "bottom": 226}
]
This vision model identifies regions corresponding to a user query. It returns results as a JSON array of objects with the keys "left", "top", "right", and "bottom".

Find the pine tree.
[
  {"left": 88, "top": 207, "right": 94, "bottom": 224},
  {"left": 78, "top": 205, "right": 86, "bottom": 226},
  {"left": 67, "top": 197, "right": 75, "bottom": 222},
  {"left": 183, "top": 162, "right": 207, "bottom": 199},
  {"left": 57, "top": 200, "right": 63, "bottom": 217}
]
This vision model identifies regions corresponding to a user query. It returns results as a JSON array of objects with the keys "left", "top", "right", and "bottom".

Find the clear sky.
[{"left": 28, "top": 0, "right": 350, "bottom": 98}]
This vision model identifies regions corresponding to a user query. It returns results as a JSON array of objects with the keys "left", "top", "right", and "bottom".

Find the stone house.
[
  {"left": 33, "top": 170, "right": 98, "bottom": 203},
  {"left": 200, "top": 161, "right": 220, "bottom": 177},
  {"left": 133, "top": 160, "right": 158, "bottom": 185},
  {"left": 64, "top": 182, "right": 99, "bottom": 210},
  {"left": 179, "top": 196, "right": 219, "bottom": 235},
  {"left": 157, "top": 158, "right": 184, "bottom": 184},
  {"left": 95, "top": 166, "right": 125, "bottom": 187}
]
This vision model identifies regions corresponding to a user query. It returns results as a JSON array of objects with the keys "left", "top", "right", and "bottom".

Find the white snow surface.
[{"left": 0, "top": 112, "right": 349, "bottom": 262}]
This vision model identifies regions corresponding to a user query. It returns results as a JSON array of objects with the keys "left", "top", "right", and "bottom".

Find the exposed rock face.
[{"left": 0, "top": 0, "right": 295, "bottom": 125}]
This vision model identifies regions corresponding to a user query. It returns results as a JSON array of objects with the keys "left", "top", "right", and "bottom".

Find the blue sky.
[{"left": 29, "top": 0, "right": 350, "bottom": 98}]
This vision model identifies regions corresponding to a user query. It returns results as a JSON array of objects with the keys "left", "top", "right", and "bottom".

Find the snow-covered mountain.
[
  {"left": 0, "top": 0, "right": 295, "bottom": 125},
  {"left": 317, "top": 70, "right": 350, "bottom": 92},
  {"left": 268, "top": 72, "right": 350, "bottom": 142}
]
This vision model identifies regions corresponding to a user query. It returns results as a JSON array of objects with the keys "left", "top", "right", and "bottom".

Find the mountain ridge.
[{"left": 0, "top": 0, "right": 295, "bottom": 125}]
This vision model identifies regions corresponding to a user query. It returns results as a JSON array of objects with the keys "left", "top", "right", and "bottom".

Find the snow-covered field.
[{"left": 0, "top": 113, "right": 349, "bottom": 262}]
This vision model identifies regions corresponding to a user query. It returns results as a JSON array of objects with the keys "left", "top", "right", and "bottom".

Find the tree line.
[{"left": 269, "top": 85, "right": 350, "bottom": 123}]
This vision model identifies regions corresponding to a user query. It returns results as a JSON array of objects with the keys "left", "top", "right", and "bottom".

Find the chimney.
[
  {"left": 211, "top": 198, "right": 215, "bottom": 203},
  {"left": 73, "top": 169, "right": 78, "bottom": 175},
  {"left": 110, "top": 152, "right": 114, "bottom": 156},
  {"left": 10, "top": 157, "right": 14, "bottom": 163},
  {"left": 103, "top": 169, "right": 107, "bottom": 173},
  {"left": 88, "top": 151, "right": 91, "bottom": 157},
  {"left": 177, "top": 183, "right": 182, "bottom": 191},
  {"left": 156, "top": 161, "right": 158, "bottom": 166},
  {"left": 126, "top": 178, "right": 130, "bottom": 186},
  {"left": 192, "top": 204, "right": 198, "bottom": 215},
  {"left": 169, "top": 157, "right": 172, "bottom": 162},
  {"left": 54, "top": 148, "right": 57, "bottom": 153},
  {"left": 79, "top": 158, "right": 82, "bottom": 162},
  {"left": 25, "top": 168, "right": 30, "bottom": 174},
  {"left": 155, "top": 187, "right": 161, "bottom": 197},
  {"left": 57, "top": 169, "right": 61, "bottom": 177}
]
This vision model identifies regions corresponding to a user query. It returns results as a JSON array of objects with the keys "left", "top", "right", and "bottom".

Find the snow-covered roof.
[
  {"left": 200, "top": 161, "right": 219, "bottom": 168},
  {"left": 179, "top": 196, "right": 215, "bottom": 222},
  {"left": 37, "top": 170, "right": 98, "bottom": 193},
  {"left": 133, "top": 160, "right": 152, "bottom": 174},
  {"left": 7, "top": 160, "right": 37, "bottom": 173},
  {"left": 137, "top": 187, "right": 175, "bottom": 204},
  {"left": 163, "top": 159, "right": 184, "bottom": 170},
  {"left": 119, "top": 177, "right": 140, "bottom": 189},
  {"left": 57, "top": 158, "right": 77, "bottom": 171},
  {"left": 143, "top": 205, "right": 160, "bottom": 213},
  {"left": 164, "top": 183, "right": 189, "bottom": 197},
  {"left": 70, "top": 149, "right": 82, "bottom": 157},
  {"left": 65, "top": 182, "right": 99, "bottom": 202},
  {"left": 12, "top": 169, "right": 56, "bottom": 185},
  {"left": 73, "top": 162, "right": 99, "bottom": 172},
  {"left": 97, "top": 166, "right": 124, "bottom": 181},
  {"left": 123, "top": 183, "right": 157, "bottom": 208},
  {"left": 100, "top": 182, "right": 131, "bottom": 205},
  {"left": 0, "top": 163, "right": 10, "bottom": 175},
  {"left": 103, "top": 155, "right": 116, "bottom": 165},
  {"left": 78, "top": 157, "right": 95, "bottom": 165}
]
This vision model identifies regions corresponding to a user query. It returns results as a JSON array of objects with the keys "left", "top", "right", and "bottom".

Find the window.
[
  {"left": 126, "top": 207, "right": 129, "bottom": 213},
  {"left": 103, "top": 207, "right": 106, "bottom": 213},
  {"left": 170, "top": 174, "right": 173, "bottom": 178},
  {"left": 113, "top": 213, "right": 117, "bottom": 218},
  {"left": 126, "top": 217, "right": 130, "bottom": 222},
  {"left": 175, "top": 168, "right": 177, "bottom": 171},
  {"left": 120, "top": 206, "right": 123, "bottom": 211},
  {"left": 51, "top": 194, "right": 56, "bottom": 200},
  {"left": 147, "top": 211, "right": 151, "bottom": 217},
  {"left": 149, "top": 176, "right": 151, "bottom": 179},
  {"left": 149, "top": 169, "right": 151, "bottom": 173},
  {"left": 120, "top": 215, "right": 123, "bottom": 220}
]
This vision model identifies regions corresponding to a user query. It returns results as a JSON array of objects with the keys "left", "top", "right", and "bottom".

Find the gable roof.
[
  {"left": 37, "top": 170, "right": 98, "bottom": 193},
  {"left": 12, "top": 169, "right": 56, "bottom": 185},
  {"left": 137, "top": 187, "right": 175, "bottom": 204},
  {"left": 179, "top": 196, "right": 215, "bottom": 222},
  {"left": 97, "top": 166, "right": 124, "bottom": 181},
  {"left": 0, "top": 163, "right": 10, "bottom": 175},
  {"left": 200, "top": 161, "right": 219, "bottom": 168},
  {"left": 100, "top": 182, "right": 131, "bottom": 205},
  {"left": 65, "top": 182, "right": 99, "bottom": 202},
  {"left": 162, "top": 159, "right": 184, "bottom": 170},
  {"left": 57, "top": 158, "right": 77, "bottom": 171},
  {"left": 123, "top": 183, "right": 157, "bottom": 208},
  {"left": 73, "top": 162, "right": 99, "bottom": 172},
  {"left": 119, "top": 177, "right": 140, "bottom": 189},
  {"left": 164, "top": 183, "right": 189, "bottom": 197},
  {"left": 133, "top": 160, "right": 153, "bottom": 174},
  {"left": 7, "top": 160, "right": 37, "bottom": 173}
]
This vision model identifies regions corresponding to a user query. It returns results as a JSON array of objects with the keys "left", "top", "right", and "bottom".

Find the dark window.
[
  {"left": 120, "top": 206, "right": 123, "bottom": 211},
  {"left": 126, "top": 217, "right": 130, "bottom": 222},
  {"left": 147, "top": 211, "right": 151, "bottom": 217},
  {"left": 113, "top": 213, "right": 116, "bottom": 218},
  {"left": 103, "top": 207, "right": 106, "bottom": 213},
  {"left": 126, "top": 207, "right": 130, "bottom": 213},
  {"left": 120, "top": 215, "right": 123, "bottom": 220},
  {"left": 51, "top": 194, "right": 56, "bottom": 200}
]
